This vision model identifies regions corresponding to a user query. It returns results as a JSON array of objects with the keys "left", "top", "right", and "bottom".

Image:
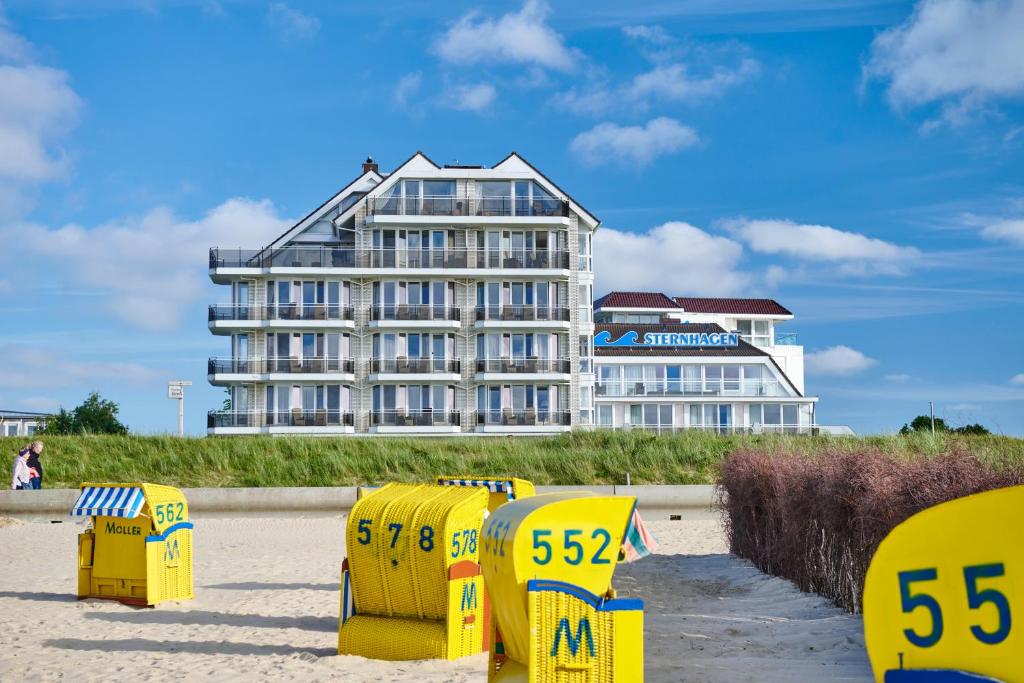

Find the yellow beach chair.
[
  {"left": 71, "top": 482, "right": 194, "bottom": 607},
  {"left": 480, "top": 491, "right": 645, "bottom": 682}
]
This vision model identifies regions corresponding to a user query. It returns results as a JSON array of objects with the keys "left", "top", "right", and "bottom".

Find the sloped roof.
[
  {"left": 594, "top": 292, "right": 679, "bottom": 310},
  {"left": 673, "top": 297, "right": 791, "bottom": 316}
]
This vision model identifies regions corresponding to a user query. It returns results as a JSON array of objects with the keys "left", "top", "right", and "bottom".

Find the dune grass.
[{"left": 3, "top": 431, "right": 1023, "bottom": 489}]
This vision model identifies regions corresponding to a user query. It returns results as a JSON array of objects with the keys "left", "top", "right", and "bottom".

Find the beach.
[{"left": 0, "top": 514, "right": 871, "bottom": 682}]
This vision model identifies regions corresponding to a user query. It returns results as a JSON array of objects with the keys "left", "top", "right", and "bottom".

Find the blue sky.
[{"left": 1, "top": 0, "right": 1022, "bottom": 435}]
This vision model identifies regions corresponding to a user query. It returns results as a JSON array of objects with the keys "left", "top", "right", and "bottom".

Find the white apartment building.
[
  {"left": 207, "top": 152, "right": 597, "bottom": 435},
  {"left": 592, "top": 292, "right": 841, "bottom": 434},
  {"left": 0, "top": 410, "right": 48, "bottom": 437}
]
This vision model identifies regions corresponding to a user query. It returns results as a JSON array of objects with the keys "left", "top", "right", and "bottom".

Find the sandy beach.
[{"left": 0, "top": 514, "right": 871, "bottom": 682}]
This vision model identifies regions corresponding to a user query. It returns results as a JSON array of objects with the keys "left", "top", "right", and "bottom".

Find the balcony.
[
  {"left": 369, "top": 304, "right": 461, "bottom": 322},
  {"left": 369, "top": 357, "right": 461, "bottom": 374},
  {"left": 475, "top": 410, "right": 571, "bottom": 427},
  {"left": 370, "top": 410, "right": 461, "bottom": 427},
  {"left": 475, "top": 357, "right": 571, "bottom": 375},
  {"left": 368, "top": 195, "right": 569, "bottom": 218},
  {"left": 368, "top": 247, "right": 469, "bottom": 269},
  {"left": 774, "top": 332, "right": 799, "bottom": 345},
  {"left": 474, "top": 305, "right": 570, "bottom": 324},
  {"left": 473, "top": 248, "right": 570, "bottom": 270},
  {"left": 208, "top": 357, "right": 355, "bottom": 377},
  {"left": 207, "top": 410, "right": 354, "bottom": 429},
  {"left": 210, "top": 246, "right": 357, "bottom": 269},
  {"left": 596, "top": 423, "right": 815, "bottom": 435},
  {"left": 209, "top": 304, "right": 354, "bottom": 322},
  {"left": 594, "top": 379, "right": 789, "bottom": 398}
]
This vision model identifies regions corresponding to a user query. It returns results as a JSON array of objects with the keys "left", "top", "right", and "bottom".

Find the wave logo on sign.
[{"left": 594, "top": 330, "right": 739, "bottom": 348}]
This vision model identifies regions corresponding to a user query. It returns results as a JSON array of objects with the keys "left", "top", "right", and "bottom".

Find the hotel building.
[
  {"left": 207, "top": 153, "right": 839, "bottom": 436},
  {"left": 208, "top": 152, "right": 597, "bottom": 435}
]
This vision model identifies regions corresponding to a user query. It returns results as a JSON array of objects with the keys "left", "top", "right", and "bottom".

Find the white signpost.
[{"left": 167, "top": 381, "right": 192, "bottom": 437}]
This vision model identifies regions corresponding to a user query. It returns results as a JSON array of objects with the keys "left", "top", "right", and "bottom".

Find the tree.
[
  {"left": 953, "top": 423, "right": 990, "bottom": 435},
  {"left": 899, "top": 415, "right": 949, "bottom": 435},
  {"left": 43, "top": 392, "right": 129, "bottom": 435}
]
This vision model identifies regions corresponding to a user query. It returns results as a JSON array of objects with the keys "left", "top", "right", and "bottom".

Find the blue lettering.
[
  {"left": 165, "top": 539, "right": 179, "bottom": 562},
  {"left": 551, "top": 617, "right": 595, "bottom": 658},
  {"left": 461, "top": 582, "right": 478, "bottom": 611}
]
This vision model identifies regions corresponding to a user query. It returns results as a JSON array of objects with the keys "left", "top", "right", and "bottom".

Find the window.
[
  {"left": 5, "top": 423, "right": 18, "bottom": 436},
  {"left": 597, "top": 405, "right": 613, "bottom": 427},
  {"left": 738, "top": 319, "right": 772, "bottom": 347}
]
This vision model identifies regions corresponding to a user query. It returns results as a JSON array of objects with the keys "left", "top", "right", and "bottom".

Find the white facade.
[
  {"left": 0, "top": 411, "right": 47, "bottom": 437},
  {"left": 592, "top": 294, "right": 823, "bottom": 434},
  {"left": 207, "top": 152, "right": 598, "bottom": 435}
]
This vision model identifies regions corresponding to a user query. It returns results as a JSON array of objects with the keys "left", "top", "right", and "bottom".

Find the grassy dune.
[{"left": 3, "top": 431, "right": 1023, "bottom": 489}]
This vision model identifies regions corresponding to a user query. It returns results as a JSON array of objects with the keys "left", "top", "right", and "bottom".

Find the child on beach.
[{"left": 11, "top": 447, "right": 32, "bottom": 490}]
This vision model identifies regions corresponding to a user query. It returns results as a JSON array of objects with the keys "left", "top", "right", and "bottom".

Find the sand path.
[{"left": 0, "top": 515, "right": 871, "bottom": 682}]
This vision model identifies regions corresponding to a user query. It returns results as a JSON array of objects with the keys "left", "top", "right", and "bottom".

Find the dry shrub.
[{"left": 719, "top": 447, "right": 1024, "bottom": 613}]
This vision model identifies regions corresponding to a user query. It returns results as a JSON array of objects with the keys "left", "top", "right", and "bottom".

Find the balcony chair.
[
  {"left": 291, "top": 408, "right": 305, "bottom": 426},
  {"left": 315, "top": 410, "right": 328, "bottom": 427}
]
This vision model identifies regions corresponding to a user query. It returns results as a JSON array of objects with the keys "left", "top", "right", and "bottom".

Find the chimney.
[{"left": 362, "top": 155, "right": 378, "bottom": 174}]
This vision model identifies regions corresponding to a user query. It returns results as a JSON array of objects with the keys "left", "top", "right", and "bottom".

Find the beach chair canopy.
[
  {"left": 438, "top": 477, "right": 516, "bottom": 500},
  {"left": 70, "top": 485, "right": 146, "bottom": 519}
]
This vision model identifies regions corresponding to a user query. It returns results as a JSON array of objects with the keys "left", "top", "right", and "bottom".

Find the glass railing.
[
  {"left": 207, "top": 410, "right": 354, "bottom": 428},
  {"left": 370, "top": 410, "right": 461, "bottom": 427},
  {"left": 209, "top": 304, "right": 354, "bottom": 322},
  {"left": 370, "top": 304, "right": 461, "bottom": 321},
  {"left": 475, "top": 410, "right": 571, "bottom": 426},
  {"left": 774, "top": 332, "right": 799, "bottom": 345},
  {"left": 368, "top": 247, "right": 469, "bottom": 268},
  {"left": 369, "top": 357, "right": 460, "bottom": 373},
  {"left": 595, "top": 423, "right": 814, "bottom": 435},
  {"left": 208, "top": 358, "right": 355, "bottom": 374},
  {"left": 210, "top": 246, "right": 570, "bottom": 270},
  {"left": 210, "top": 247, "right": 356, "bottom": 268},
  {"left": 474, "top": 305, "right": 570, "bottom": 322},
  {"left": 475, "top": 357, "right": 571, "bottom": 374},
  {"left": 369, "top": 195, "right": 569, "bottom": 218},
  {"left": 472, "top": 248, "right": 570, "bottom": 269},
  {"left": 594, "top": 379, "right": 789, "bottom": 397}
]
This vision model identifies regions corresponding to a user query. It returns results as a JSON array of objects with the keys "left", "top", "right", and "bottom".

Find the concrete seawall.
[{"left": 0, "top": 484, "right": 718, "bottom": 518}]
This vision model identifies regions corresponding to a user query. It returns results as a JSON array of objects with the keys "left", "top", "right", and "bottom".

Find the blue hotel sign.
[{"left": 594, "top": 330, "right": 739, "bottom": 348}]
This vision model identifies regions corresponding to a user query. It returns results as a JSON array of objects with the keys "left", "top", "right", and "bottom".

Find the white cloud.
[
  {"left": 443, "top": 82, "right": 497, "bottom": 112},
  {"left": 864, "top": 0, "right": 1024, "bottom": 128},
  {"left": 725, "top": 218, "right": 921, "bottom": 274},
  {"left": 593, "top": 222, "right": 749, "bottom": 295},
  {"left": 393, "top": 71, "right": 422, "bottom": 106},
  {"left": 0, "top": 16, "right": 81, "bottom": 205},
  {"left": 434, "top": 0, "right": 577, "bottom": 72},
  {"left": 806, "top": 346, "right": 878, "bottom": 377},
  {"left": 1011, "top": 373, "right": 1024, "bottom": 385},
  {"left": 0, "top": 344, "right": 162, "bottom": 390},
  {"left": 622, "top": 25, "right": 672, "bottom": 45},
  {"left": 266, "top": 3, "right": 319, "bottom": 40},
  {"left": 628, "top": 59, "right": 760, "bottom": 102},
  {"left": 981, "top": 218, "right": 1024, "bottom": 246},
  {"left": 570, "top": 117, "right": 699, "bottom": 167},
  {"left": 4, "top": 198, "right": 291, "bottom": 331}
]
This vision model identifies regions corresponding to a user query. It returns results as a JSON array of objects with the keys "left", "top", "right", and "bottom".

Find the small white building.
[
  {"left": 0, "top": 410, "right": 49, "bottom": 437},
  {"left": 592, "top": 292, "right": 831, "bottom": 434}
]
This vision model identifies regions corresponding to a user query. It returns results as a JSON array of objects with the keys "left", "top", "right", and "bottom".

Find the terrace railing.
[
  {"left": 369, "top": 410, "right": 461, "bottom": 427},
  {"left": 472, "top": 248, "right": 570, "bottom": 269},
  {"left": 594, "top": 379, "right": 789, "bottom": 398},
  {"left": 369, "top": 304, "right": 461, "bottom": 322},
  {"left": 208, "top": 357, "right": 355, "bottom": 374},
  {"left": 207, "top": 410, "right": 354, "bottom": 428},
  {"left": 368, "top": 195, "right": 569, "bottom": 218},
  {"left": 475, "top": 410, "right": 571, "bottom": 427},
  {"left": 474, "top": 305, "right": 570, "bottom": 322},
  {"left": 209, "top": 303, "right": 354, "bottom": 322},
  {"left": 210, "top": 246, "right": 357, "bottom": 269},
  {"left": 475, "top": 357, "right": 571, "bottom": 374},
  {"left": 594, "top": 423, "right": 815, "bottom": 435},
  {"left": 369, "top": 357, "right": 460, "bottom": 374}
]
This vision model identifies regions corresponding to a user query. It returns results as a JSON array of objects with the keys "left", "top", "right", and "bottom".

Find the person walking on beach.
[
  {"left": 11, "top": 447, "right": 32, "bottom": 490},
  {"left": 24, "top": 441, "right": 44, "bottom": 489}
]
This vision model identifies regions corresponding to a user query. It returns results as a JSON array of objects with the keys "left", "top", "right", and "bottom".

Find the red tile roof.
[
  {"left": 673, "top": 297, "right": 791, "bottom": 316},
  {"left": 593, "top": 292, "right": 679, "bottom": 309}
]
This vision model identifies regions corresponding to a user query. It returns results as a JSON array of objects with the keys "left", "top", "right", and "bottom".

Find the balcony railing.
[
  {"left": 210, "top": 246, "right": 570, "bottom": 270},
  {"left": 209, "top": 303, "right": 354, "bottom": 322},
  {"left": 368, "top": 247, "right": 469, "bottom": 269},
  {"left": 595, "top": 423, "right": 813, "bottom": 435},
  {"left": 370, "top": 304, "right": 461, "bottom": 322},
  {"left": 369, "top": 195, "right": 569, "bottom": 218},
  {"left": 207, "top": 410, "right": 354, "bottom": 428},
  {"left": 370, "top": 410, "right": 461, "bottom": 427},
  {"left": 774, "top": 332, "right": 798, "bottom": 345},
  {"left": 474, "top": 305, "right": 570, "bottom": 322},
  {"left": 473, "top": 248, "right": 570, "bottom": 269},
  {"left": 476, "top": 410, "right": 571, "bottom": 426},
  {"left": 595, "top": 379, "right": 789, "bottom": 398},
  {"left": 208, "top": 357, "right": 355, "bottom": 374},
  {"left": 210, "top": 246, "right": 357, "bottom": 269},
  {"left": 476, "top": 357, "right": 571, "bottom": 374},
  {"left": 369, "top": 357, "right": 460, "bottom": 374}
]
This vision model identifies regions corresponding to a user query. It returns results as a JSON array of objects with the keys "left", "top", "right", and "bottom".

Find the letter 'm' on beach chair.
[
  {"left": 480, "top": 492, "right": 645, "bottom": 682},
  {"left": 338, "top": 483, "right": 490, "bottom": 661}
]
